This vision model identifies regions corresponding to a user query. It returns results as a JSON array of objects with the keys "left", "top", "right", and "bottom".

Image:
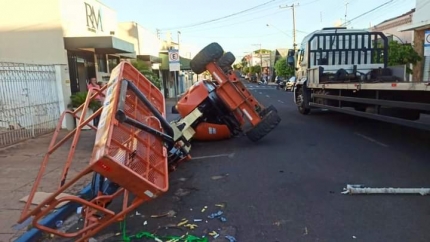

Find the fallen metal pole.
[{"left": 341, "top": 184, "right": 430, "bottom": 196}]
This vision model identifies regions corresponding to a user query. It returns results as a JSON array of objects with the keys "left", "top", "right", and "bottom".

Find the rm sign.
[
  {"left": 85, "top": 2, "right": 103, "bottom": 33},
  {"left": 168, "top": 49, "right": 180, "bottom": 71}
]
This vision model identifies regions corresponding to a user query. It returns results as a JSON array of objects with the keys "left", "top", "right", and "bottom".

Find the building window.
[
  {"left": 108, "top": 55, "right": 120, "bottom": 73},
  {"left": 97, "top": 54, "right": 107, "bottom": 72}
]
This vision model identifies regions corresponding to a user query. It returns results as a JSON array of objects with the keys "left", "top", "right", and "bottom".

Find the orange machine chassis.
[
  {"left": 208, "top": 62, "right": 263, "bottom": 127},
  {"left": 17, "top": 62, "right": 169, "bottom": 241}
]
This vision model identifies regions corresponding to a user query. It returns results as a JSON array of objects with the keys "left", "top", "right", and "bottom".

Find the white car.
[{"left": 285, "top": 76, "right": 296, "bottom": 91}]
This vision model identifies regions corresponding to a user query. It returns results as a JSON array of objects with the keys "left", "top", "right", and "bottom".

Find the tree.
[
  {"left": 387, "top": 41, "right": 422, "bottom": 74},
  {"left": 274, "top": 57, "right": 294, "bottom": 78},
  {"left": 243, "top": 66, "right": 249, "bottom": 74},
  {"left": 250, "top": 65, "right": 261, "bottom": 74},
  {"left": 131, "top": 59, "right": 162, "bottom": 89},
  {"left": 233, "top": 63, "right": 243, "bottom": 70}
]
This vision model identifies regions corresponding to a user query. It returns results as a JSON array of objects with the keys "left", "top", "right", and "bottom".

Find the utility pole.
[
  {"left": 156, "top": 29, "right": 160, "bottom": 39},
  {"left": 280, "top": 3, "right": 298, "bottom": 51},
  {"left": 259, "top": 44, "right": 262, "bottom": 68},
  {"left": 344, "top": 1, "right": 349, "bottom": 26}
]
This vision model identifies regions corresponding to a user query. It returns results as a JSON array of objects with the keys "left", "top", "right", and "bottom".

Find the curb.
[{"left": 16, "top": 185, "right": 92, "bottom": 242}]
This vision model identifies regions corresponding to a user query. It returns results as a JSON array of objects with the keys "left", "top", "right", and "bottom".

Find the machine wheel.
[
  {"left": 190, "top": 43, "right": 224, "bottom": 74},
  {"left": 259, "top": 104, "right": 277, "bottom": 117},
  {"left": 217, "top": 52, "right": 236, "bottom": 72},
  {"left": 246, "top": 110, "right": 281, "bottom": 142},
  {"left": 296, "top": 88, "right": 310, "bottom": 115}
]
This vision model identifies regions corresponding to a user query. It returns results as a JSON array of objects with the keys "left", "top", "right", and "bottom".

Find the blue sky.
[{"left": 102, "top": 0, "right": 415, "bottom": 59}]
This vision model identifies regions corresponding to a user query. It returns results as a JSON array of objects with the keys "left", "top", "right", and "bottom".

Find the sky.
[{"left": 102, "top": 0, "right": 415, "bottom": 59}]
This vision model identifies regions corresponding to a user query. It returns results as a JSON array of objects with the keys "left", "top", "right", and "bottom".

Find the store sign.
[{"left": 85, "top": 2, "right": 103, "bottom": 33}]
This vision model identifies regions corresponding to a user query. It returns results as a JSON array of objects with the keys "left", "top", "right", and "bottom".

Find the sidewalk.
[{"left": 0, "top": 130, "right": 96, "bottom": 242}]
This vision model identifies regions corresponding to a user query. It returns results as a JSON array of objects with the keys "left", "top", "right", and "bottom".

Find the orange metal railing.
[{"left": 17, "top": 62, "right": 169, "bottom": 241}]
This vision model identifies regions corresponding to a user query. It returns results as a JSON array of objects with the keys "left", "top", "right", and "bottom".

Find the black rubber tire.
[
  {"left": 259, "top": 104, "right": 277, "bottom": 117},
  {"left": 296, "top": 88, "right": 311, "bottom": 115},
  {"left": 217, "top": 52, "right": 236, "bottom": 72},
  {"left": 190, "top": 43, "right": 224, "bottom": 74},
  {"left": 246, "top": 110, "right": 281, "bottom": 142}
]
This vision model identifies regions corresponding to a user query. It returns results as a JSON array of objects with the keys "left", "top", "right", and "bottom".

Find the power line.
[
  {"left": 159, "top": 0, "right": 281, "bottom": 31},
  {"left": 179, "top": 9, "right": 284, "bottom": 33},
  {"left": 341, "top": 0, "right": 394, "bottom": 26}
]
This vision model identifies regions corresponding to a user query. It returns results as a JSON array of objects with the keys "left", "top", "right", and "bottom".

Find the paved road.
[{"left": 94, "top": 82, "right": 430, "bottom": 242}]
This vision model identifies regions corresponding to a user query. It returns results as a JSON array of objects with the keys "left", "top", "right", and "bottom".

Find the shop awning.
[
  {"left": 137, "top": 55, "right": 162, "bottom": 63},
  {"left": 64, "top": 36, "right": 135, "bottom": 54},
  {"left": 398, "top": 20, "right": 430, "bottom": 31}
]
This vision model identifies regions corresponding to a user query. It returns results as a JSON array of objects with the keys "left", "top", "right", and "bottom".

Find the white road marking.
[
  {"left": 192, "top": 153, "right": 235, "bottom": 160},
  {"left": 278, "top": 100, "right": 284, "bottom": 103},
  {"left": 266, "top": 95, "right": 270, "bottom": 98},
  {"left": 354, "top": 132, "right": 388, "bottom": 147}
]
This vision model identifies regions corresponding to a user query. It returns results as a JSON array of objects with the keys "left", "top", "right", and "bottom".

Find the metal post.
[
  {"left": 174, "top": 71, "right": 178, "bottom": 101},
  {"left": 23, "top": 63, "right": 35, "bottom": 138}
]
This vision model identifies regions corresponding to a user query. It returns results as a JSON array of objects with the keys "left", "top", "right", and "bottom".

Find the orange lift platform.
[{"left": 16, "top": 62, "right": 177, "bottom": 242}]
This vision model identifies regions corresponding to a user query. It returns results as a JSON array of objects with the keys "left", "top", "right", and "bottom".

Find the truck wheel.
[
  {"left": 190, "top": 43, "right": 224, "bottom": 74},
  {"left": 296, "top": 88, "right": 310, "bottom": 115},
  {"left": 217, "top": 52, "right": 236, "bottom": 72},
  {"left": 259, "top": 104, "right": 277, "bottom": 117},
  {"left": 246, "top": 110, "right": 281, "bottom": 142}
]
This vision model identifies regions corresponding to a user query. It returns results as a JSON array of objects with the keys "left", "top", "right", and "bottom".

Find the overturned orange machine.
[{"left": 16, "top": 43, "right": 281, "bottom": 241}]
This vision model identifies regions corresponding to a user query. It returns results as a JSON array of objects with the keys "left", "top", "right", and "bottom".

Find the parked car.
[{"left": 285, "top": 76, "right": 296, "bottom": 91}]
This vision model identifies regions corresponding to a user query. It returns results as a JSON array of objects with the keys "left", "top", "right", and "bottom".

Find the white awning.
[{"left": 398, "top": 20, "right": 430, "bottom": 32}]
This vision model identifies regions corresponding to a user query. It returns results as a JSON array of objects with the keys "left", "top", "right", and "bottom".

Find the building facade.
[
  {"left": 0, "top": 0, "right": 135, "bottom": 132},
  {"left": 371, "top": 9, "right": 415, "bottom": 44},
  {"left": 1, "top": 0, "right": 136, "bottom": 91},
  {"left": 399, "top": 0, "right": 430, "bottom": 81}
]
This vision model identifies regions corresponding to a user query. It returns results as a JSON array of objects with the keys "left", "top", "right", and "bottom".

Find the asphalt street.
[{"left": 91, "top": 82, "right": 430, "bottom": 242}]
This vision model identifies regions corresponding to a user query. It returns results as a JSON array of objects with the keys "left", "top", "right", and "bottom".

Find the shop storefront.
[
  {"left": 399, "top": 0, "right": 430, "bottom": 82},
  {"left": 61, "top": 0, "right": 135, "bottom": 93}
]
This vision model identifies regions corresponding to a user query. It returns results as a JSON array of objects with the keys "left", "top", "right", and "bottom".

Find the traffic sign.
[{"left": 168, "top": 49, "right": 180, "bottom": 71}]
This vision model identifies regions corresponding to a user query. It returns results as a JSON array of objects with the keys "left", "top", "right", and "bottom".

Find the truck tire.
[
  {"left": 246, "top": 110, "right": 281, "bottom": 142},
  {"left": 190, "top": 42, "right": 224, "bottom": 74},
  {"left": 259, "top": 104, "right": 277, "bottom": 117},
  {"left": 217, "top": 52, "right": 236, "bottom": 72},
  {"left": 296, "top": 88, "right": 310, "bottom": 115}
]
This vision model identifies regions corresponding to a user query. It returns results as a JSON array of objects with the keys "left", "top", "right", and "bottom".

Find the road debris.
[
  {"left": 177, "top": 220, "right": 189, "bottom": 227},
  {"left": 208, "top": 211, "right": 223, "bottom": 219},
  {"left": 219, "top": 216, "right": 227, "bottom": 222},
  {"left": 225, "top": 235, "right": 237, "bottom": 242},
  {"left": 194, "top": 219, "right": 203, "bottom": 222},
  {"left": 175, "top": 188, "right": 191, "bottom": 197},
  {"left": 303, "top": 227, "right": 308, "bottom": 235},
  {"left": 201, "top": 206, "right": 208, "bottom": 212},
  {"left": 143, "top": 221, "right": 147, "bottom": 226},
  {"left": 135, "top": 211, "right": 141, "bottom": 216},
  {"left": 353, "top": 235, "right": 357, "bottom": 239},
  {"left": 184, "top": 223, "right": 198, "bottom": 230},
  {"left": 77, "top": 206, "right": 83, "bottom": 214},
  {"left": 215, "top": 203, "right": 226, "bottom": 209},
  {"left": 209, "top": 231, "right": 219, "bottom": 238},
  {"left": 342, "top": 184, "right": 430, "bottom": 195},
  {"left": 151, "top": 210, "right": 177, "bottom": 218},
  {"left": 211, "top": 174, "right": 229, "bottom": 180},
  {"left": 55, "top": 220, "right": 63, "bottom": 228}
]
